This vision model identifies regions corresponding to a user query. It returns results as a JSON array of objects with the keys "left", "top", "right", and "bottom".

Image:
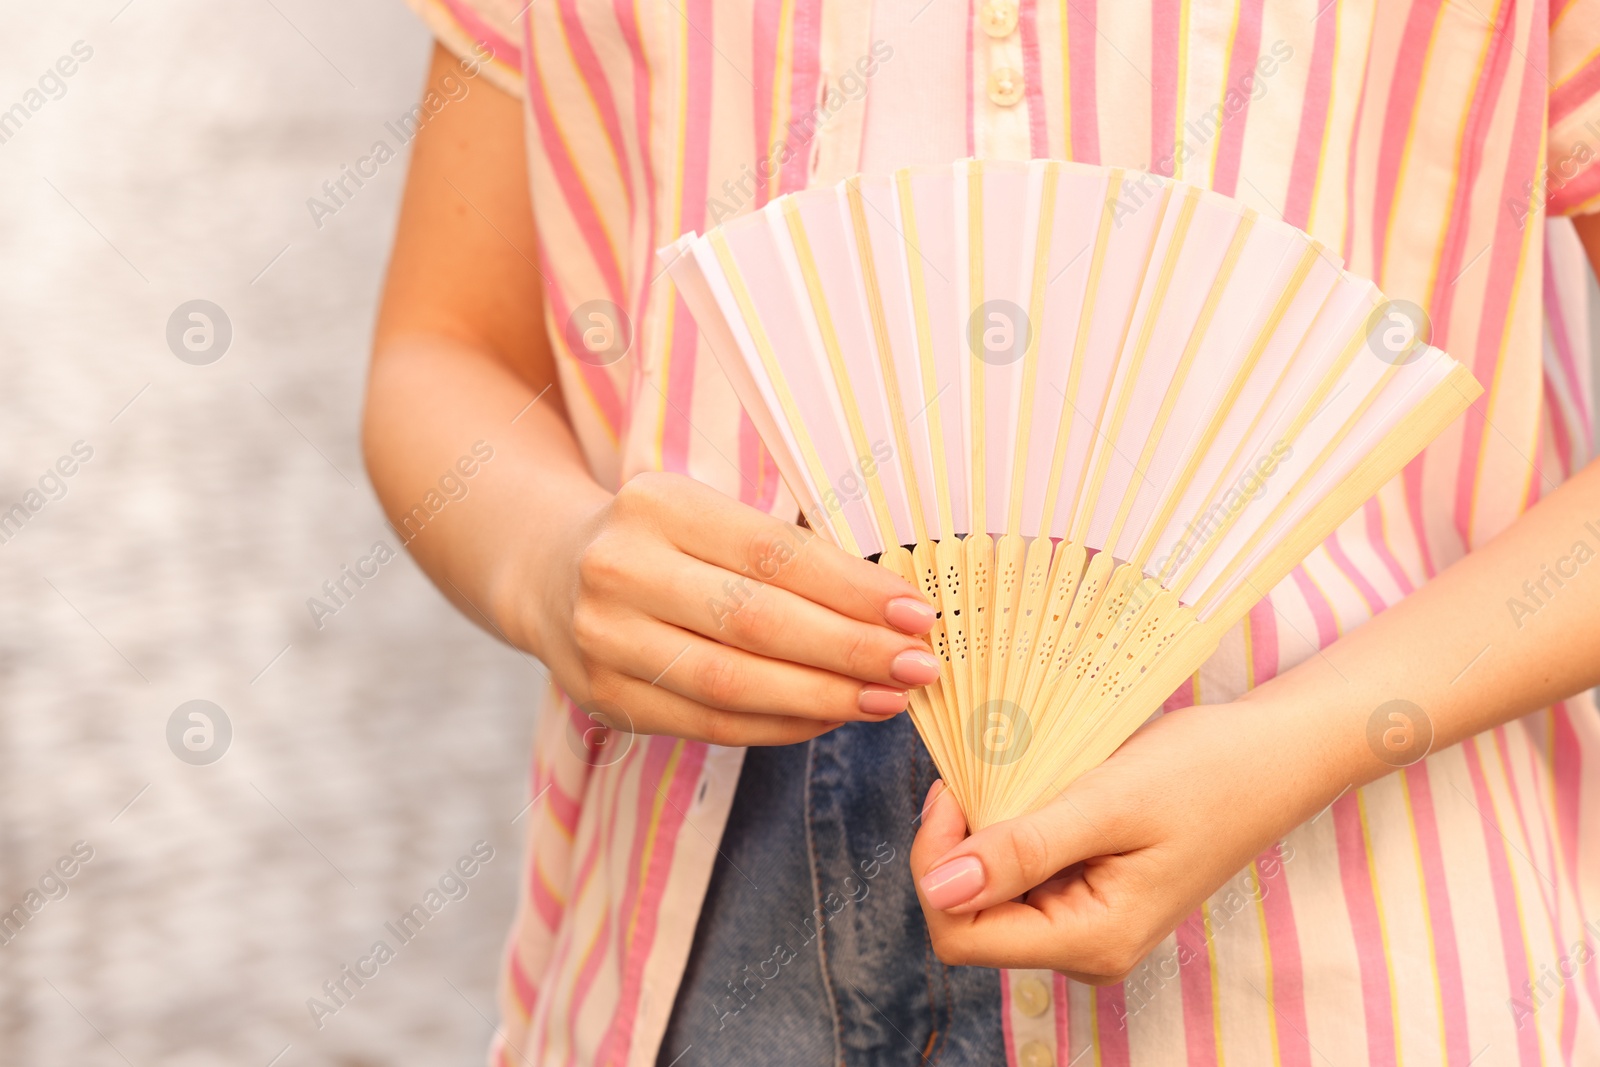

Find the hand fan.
[{"left": 659, "top": 159, "right": 1480, "bottom": 831}]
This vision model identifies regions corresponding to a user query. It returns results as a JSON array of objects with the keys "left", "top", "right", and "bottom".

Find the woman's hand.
[
  {"left": 908, "top": 695, "right": 1347, "bottom": 982},
  {"left": 522, "top": 471, "right": 942, "bottom": 748}
]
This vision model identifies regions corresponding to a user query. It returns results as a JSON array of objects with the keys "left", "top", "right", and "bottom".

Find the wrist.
[
  {"left": 488, "top": 481, "right": 611, "bottom": 660},
  {"left": 1233, "top": 678, "right": 1369, "bottom": 827}
]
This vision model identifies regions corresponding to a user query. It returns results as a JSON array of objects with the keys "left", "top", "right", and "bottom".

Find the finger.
[
  {"left": 917, "top": 789, "right": 1131, "bottom": 916},
  {"left": 910, "top": 780, "right": 969, "bottom": 879},
  {"left": 601, "top": 616, "right": 910, "bottom": 721},
  {"left": 632, "top": 474, "right": 936, "bottom": 634},
  {"left": 631, "top": 547, "right": 941, "bottom": 688},
  {"left": 599, "top": 672, "right": 842, "bottom": 747}
]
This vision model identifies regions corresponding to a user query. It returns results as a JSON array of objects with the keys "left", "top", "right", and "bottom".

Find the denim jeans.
[{"left": 657, "top": 714, "right": 1003, "bottom": 1067}]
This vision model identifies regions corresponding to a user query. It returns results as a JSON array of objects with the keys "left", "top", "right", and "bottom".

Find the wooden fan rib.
[
  {"left": 1129, "top": 242, "right": 1323, "bottom": 570},
  {"left": 895, "top": 170, "right": 957, "bottom": 540},
  {"left": 1037, "top": 168, "right": 1122, "bottom": 540},
  {"left": 781, "top": 198, "right": 900, "bottom": 549},
  {"left": 846, "top": 177, "right": 928, "bottom": 546},
  {"left": 1106, "top": 209, "right": 1258, "bottom": 561},
  {"left": 708, "top": 231, "right": 861, "bottom": 555}
]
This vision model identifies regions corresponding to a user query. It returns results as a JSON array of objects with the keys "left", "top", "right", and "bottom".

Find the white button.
[
  {"left": 981, "top": 1, "right": 1019, "bottom": 37},
  {"left": 1019, "top": 1039, "right": 1055, "bottom": 1067},
  {"left": 1014, "top": 975, "right": 1050, "bottom": 1017},
  {"left": 987, "top": 67, "right": 1024, "bottom": 107}
]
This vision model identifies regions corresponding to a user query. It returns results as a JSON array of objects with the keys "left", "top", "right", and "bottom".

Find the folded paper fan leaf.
[{"left": 659, "top": 159, "right": 1480, "bottom": 831}]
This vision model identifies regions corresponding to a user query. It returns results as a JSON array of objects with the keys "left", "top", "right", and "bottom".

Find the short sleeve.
[
  {"left": 405, "top": 0, "right": 526, "bottom": 99},
  {"left": 1549, "top": 0, "right": 1600, "bottom": 216}
]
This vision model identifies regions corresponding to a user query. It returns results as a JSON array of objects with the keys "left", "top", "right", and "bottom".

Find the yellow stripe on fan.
[
  {"left": 1037, "top": 167, "right": 1122, "bottom": 538},
  {"left": 709, "top": 230, "right": 860, "bottom": 555},
  {"left": 1130, "top": 242, "right": 1322, "bottom": 570},
  {"left": 846, "top": 176, "right": 927, "bottom": 545},
  {"left": 1103, "top": 207, "right": 1257, "bottom": 554},
  {"left": 1071, "top": 185, "right": 1202, "bottom": 545},
  {"left": 895, "top": 168, "right": 956, "bottom": 537},
  {"left": 782, "top": 198, "right": 899, "bottom": 546}
]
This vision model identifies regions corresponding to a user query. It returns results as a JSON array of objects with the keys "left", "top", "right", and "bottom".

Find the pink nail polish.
[
  {"left": 884, "top": 596, "right": 937, "bottom": 634},
  {"left": 890, "top": 649, "right": 940, "bottom": 687},
  {"left": 858, "top": 685, "right": 909, "bottom": 717},
  {"left": 920, "top": 856, "right": 984, "bottom": 910}
]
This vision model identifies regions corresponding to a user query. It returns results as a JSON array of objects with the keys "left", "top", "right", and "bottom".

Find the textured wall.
[{"left": 0, "top": 4, "right": 536, "bottom": 1065}]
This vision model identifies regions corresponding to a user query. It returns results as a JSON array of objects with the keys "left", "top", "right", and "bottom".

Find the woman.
[{"left": 364, "top": 1, "right": 1600, "bottom": 1063}]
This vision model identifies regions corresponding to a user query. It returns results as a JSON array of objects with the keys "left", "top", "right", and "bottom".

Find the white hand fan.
[{"left": 660, "top": 159, "right": 1480, "bottom": 830}]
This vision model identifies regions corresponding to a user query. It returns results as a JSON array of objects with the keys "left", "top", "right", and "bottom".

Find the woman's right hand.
[{"left": 524, "top": 471, "right": 941, "bottom": 747}]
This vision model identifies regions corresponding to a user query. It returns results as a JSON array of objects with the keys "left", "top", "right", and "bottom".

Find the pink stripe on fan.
[
  {"left": 1063, "top": 0, "right": 1100, "bottom": 163},
  {"left": 1281, "top": 0, "right": 1337, "bottom": 230},
  {"left": 1331, "top": 794, "right": 1398, "bottom": 1066},
  {"left": 1149, "top": 0, "right": 1181, "bottom": 175},
  {"left": 529, "top": 857, "right": 566, "bottom": 928},
  {"left": 1019, "top": 0, "right": 1051, "bottom": 157},
  {"left": 604, "top": 738, "right": 708, "bottom": 1067},
  {"left": 1396, "top": 761, "right": 1472, "bottom": 1066},
  {"left": 1445, "top": 15, "right": 1540, "bottom": 551},
  {"left": 1461, "top": 736, "right": 1543, "bottom": 1067},
  {"left": 1209, "top": 0, "right": 1265, "bottom": 198},
  {"left": 1368, "top": 0, "right": 1446, "bottom": 283},
  {"left": 1175, "top": 913, "right": 1220, "bottom": 1067},
  {"left": 1252, "top": 844, "right": 1312, "bottom": 1067}
]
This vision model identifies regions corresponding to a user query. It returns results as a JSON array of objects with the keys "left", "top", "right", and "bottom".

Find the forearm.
[
  {"left": 362, "top": 335, "right": 608, "bottom": 659},
  {"left": 1248, "top": 457, "right": 1600, "bottom": 800}
]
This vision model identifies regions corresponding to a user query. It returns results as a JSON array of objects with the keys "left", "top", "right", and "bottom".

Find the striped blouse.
[{"left": 404, "top": 0, "right": 1600, "bottom": 1063}]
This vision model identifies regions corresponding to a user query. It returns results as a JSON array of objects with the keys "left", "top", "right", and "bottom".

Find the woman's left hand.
[{"left": 908, "top": 695, "right": 1354, "bottom": 983}]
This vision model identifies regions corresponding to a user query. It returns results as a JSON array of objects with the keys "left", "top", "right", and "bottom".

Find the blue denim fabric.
[{"left": 657, "top": 714, "right": 1003, "bottom": 1067}]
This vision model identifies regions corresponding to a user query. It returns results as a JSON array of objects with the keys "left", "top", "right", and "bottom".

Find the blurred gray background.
[
  {"left": 1, "top": 4, "right": 1598, "bottom": 1067},
  {"left": 0, "top": 3, "right": 536, "bottom": 1065}
]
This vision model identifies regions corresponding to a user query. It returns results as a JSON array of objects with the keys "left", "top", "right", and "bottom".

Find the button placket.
[
  {"left": 973, "top": 0, "right": 1029, "bottom": 158},
  {"left": 1005, "top": 969, "right": 1060, "bottom": 1067}
]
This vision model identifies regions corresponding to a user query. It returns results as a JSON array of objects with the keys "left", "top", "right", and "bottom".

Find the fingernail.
[
  {"left": 884, "top": 596, "right": 937, "bottom": 634},
  {"left": 921, "top": 780, "right": 945, "bottom": 817},
  {"left": 890, "top": 649, "right": 941, "bottom": 686},
  {"left": 920, "top": 856, "right": 984, "bottom": 911},
  {"left": 858, "top": 685, "right": 909, "bottom": 717}
]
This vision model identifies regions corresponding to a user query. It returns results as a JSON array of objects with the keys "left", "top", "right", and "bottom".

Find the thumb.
[
  {"left": 909, "top": 781, "right": 968, "bottom": 882},
  {"left": 917, "top": 789, "right": 1124, "bottom": 915}
]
